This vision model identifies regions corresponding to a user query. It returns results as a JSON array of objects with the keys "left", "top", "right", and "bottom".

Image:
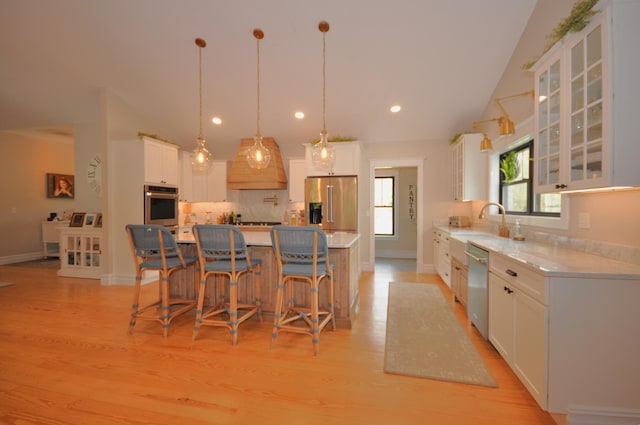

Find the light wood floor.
[{"left": 0, "top": 263, "right": 558, "bottom": 425}]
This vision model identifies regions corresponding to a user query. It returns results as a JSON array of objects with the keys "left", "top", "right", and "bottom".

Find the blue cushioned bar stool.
[
  {"left": 125, "top": 224, "right": 198, "bottom": 337},
  {"left": 270, "top": 225, "right": 335, "bottom": 355},
  {"left": 192, "top": 224, "right": 263, "bottom": 345}
]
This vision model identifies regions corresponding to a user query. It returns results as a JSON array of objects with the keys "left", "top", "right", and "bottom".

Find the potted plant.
[{"left": 500, "top": 151, "right": 520, "bottom": 183}]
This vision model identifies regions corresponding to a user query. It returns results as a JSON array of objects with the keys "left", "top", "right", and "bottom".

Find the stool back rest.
[
  {"left": 193, "top": 224, "right": 249, "bottom": 267},
  {"left": 125, "top": 224, "right": 184, "bottom": 269},
  {"left": 270, "top": 225, "right": 328, "bottom": 268}
]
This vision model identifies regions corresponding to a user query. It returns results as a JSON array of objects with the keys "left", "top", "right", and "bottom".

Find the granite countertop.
[
  {"left": 434, "top": 224, "right": 640, "bottom": 279},
  {"left": 176, "top": 230, "right": 360, "bottom": 249}
]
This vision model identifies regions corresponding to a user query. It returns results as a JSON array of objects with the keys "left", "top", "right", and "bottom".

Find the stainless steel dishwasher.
[{"left": 465, "top": 242, "right": 489, "bottom": 339}]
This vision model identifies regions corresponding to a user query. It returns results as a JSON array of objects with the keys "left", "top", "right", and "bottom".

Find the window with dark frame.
[
  {"left": 374, "top": 176, "right": 395, "bottom": 236},
  {"left": 499, "top": 140, "right": 561, "bottom": 217}
]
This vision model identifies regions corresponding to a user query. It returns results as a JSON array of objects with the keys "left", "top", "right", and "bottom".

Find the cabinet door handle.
[
  {"left": 506, "top": 269, "right": 518, "bottom": 277},
  {"left": 503, "top": 286, "right": 514, "bottom": 294},
  {"left": 555, "top": 183, "right": 568, "bottom": 189}
]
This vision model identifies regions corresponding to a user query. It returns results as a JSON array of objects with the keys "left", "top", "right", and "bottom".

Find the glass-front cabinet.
[
  {"left": 532, "top": 0, "right": 640, "bottom": 192},
  {"left": 58, "top": 227, "right": 103, "bottom": 279}
]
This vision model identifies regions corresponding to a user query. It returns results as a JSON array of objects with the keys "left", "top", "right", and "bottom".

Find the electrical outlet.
[{"left": 578, "top": 212, "right": 591, "bottom": 229}]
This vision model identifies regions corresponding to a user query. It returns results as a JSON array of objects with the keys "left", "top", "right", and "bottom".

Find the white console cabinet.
[{"left": 58, "top": 227, "right": 104, "bottom": 279}]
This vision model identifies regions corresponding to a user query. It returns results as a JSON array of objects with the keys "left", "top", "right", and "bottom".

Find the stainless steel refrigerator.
[{"left": 305, "top": 176, "right": 357, "bottom": 233}]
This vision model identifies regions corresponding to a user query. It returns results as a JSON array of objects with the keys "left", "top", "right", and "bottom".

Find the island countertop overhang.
[{"left": 176, "top": 230, "right": 360, "bottom": 249}]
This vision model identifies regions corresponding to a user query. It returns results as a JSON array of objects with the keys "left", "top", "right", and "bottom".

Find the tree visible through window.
[
  {"left": 499, "top": 140, "right": 560, "bottom": 216},
  {"left": 375, "top": 176, "right": 394, "bottom": 235}
]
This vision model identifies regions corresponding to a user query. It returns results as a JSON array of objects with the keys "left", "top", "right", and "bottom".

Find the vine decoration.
[
  {"left": 523, "top": 0, "right": 600, "bottom": 70},
  {"left": 309, "top": 135, "right": 357, "bottom": 145}
]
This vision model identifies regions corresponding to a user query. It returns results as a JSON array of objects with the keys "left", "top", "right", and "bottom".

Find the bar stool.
[
  {"left": 270, "top": 225, "right": 335, "bottom": 355},
  {"left": 192, "top": 224, "right": 262, "bottom": 345},
  {"left": 125, "top": 224, "right": 198, "bottom": 337}
]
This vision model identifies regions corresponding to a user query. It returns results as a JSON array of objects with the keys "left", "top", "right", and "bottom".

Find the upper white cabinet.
[
  {"left": 144, "top": 137, "right": 179, "bottom": 186},
  {"left": 533, "top": 1, "right": 640, "bottom": 192},
  {"left": 451, "top": 133, "right": 486, "bottom": 201},
  {"left": 288, "top": 159, "right": 306, "bottom": 202},
  {"left": 305, "top": 141, "right": 361, "bottom": 176},
  {"left": 179, "top": 151, "right": 227, "bottom": 203}
]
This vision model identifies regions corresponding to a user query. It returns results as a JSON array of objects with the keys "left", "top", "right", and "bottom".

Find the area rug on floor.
[
  {"left": 0, "top": 282, "right": 15, "bottom": 288},
  {"left": 384, "top": 282, "right": 497, "bottom": 388}
]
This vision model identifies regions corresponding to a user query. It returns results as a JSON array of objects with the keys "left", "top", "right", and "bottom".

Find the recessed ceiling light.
[
  {"left": 211, "top": 116, "right": 222, "bottom": 125},
  {"left": 390, "top": 105, "right": 402, "bottom": 113},
  {"left": 294, "top": 111, "right": 305, "bottom": 119}
]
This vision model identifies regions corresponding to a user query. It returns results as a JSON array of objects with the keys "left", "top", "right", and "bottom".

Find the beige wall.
[{"left": 0, "top": 132, "right": 75, "bottom": 260}]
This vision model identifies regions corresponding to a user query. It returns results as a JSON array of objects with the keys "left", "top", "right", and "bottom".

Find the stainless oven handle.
[{"left": 464, "top": 250, "right": 487, "bottom": 264}]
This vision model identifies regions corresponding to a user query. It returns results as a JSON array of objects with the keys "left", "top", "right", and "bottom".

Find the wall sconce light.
[{"left": 472, "top": 90, "right": 535, "bottom": 152}]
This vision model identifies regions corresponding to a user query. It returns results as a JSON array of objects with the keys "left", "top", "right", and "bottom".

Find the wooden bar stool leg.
[
  {"left": 254, "top": 264, "right": 263, "bottom": 322},
  {"left": 229, "top": 278, "right": 239, "bottom": 346},
  {"left": 311, "top": 283, "right": 320, "bottom": 356},
  {"left": 161, "top": 274, "right": 171, "bottom": 338},
  {"left": 192, "top": 275, "right": 208, "bottom": 341},
  {"left": 271, "top": 277, "right": 285, "bottom": 348},
  {"left": 129, "top": 274, "right": 143, "bottom": 334},
  {"left": 328, "top": 274, "right": 336, "bottom": 331}
]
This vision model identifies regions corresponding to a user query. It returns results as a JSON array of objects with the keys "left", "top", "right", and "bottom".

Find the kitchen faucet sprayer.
[{"left": 479, "top": 202, "right": 510, "bottom": 238}]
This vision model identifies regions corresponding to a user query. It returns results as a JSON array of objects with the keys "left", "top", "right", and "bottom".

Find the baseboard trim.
[
  {"left": 0, "top": 252, "right": 44, "bottom": 265},
  {"left": 567, "top": 405, "right": 640, "bottom": 425}
]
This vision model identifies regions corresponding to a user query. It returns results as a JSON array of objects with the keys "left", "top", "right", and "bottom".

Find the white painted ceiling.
[{"left": 0, "top": 0, "right": 538, "bottom": 158}]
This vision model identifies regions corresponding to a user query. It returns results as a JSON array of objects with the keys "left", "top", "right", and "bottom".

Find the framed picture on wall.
[
  {"left": 69, "top": 212, "right": 85, "bottom": 227},
  {"left": 46, "top": 173, "right": 75, "bottom": 199},
  {"left": 94, "top": 213, "right": 103, "bottom": 228}
]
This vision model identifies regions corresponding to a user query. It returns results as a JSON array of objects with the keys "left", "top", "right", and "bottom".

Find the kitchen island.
[{"left": 171, "top": 230, "right": 361, "bottom": 328}]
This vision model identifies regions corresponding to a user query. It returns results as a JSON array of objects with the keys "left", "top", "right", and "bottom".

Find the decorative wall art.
[
  {"left": 408, "top": 184, "right": 416, "bottom": 221},
  {"left": 46, "top": 173, "right": 75, "bottom": 199}
]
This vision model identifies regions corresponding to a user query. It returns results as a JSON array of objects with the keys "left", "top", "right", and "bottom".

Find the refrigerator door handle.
[{"left": 327, "top": 185, "right": 334, "bottom": 223}]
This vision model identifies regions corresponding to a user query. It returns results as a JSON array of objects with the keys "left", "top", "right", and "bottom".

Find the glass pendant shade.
[
  {"left": 192, "top": 136, "right": 211, "bottom": 171},
  {"left": 246, "top": 135, "right": 271, "bottom": 169},
  {"left": 311, "top": 130, "right": 336, "bottom": 171}
]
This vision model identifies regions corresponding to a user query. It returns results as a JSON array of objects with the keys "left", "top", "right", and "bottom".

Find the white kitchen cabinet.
[
  {"left": 288, "top": 159, "right": 306, "bottom": 202},
  {"left": 451, "top": 133, "right": 486, "bottom": 201},
  {"left": 489, "top": 253, "right": 548, "bottom": 409},
  {"left": 532, "top": 0, "right": 640, "bottom": 192},
  {"left": 58, "top": 227, "right": 103, "bottom": 279},
  {"left": 178, "top": 151, "right": 193, "bottom": 202},
  {"left": 144, "top": 137, "right": 179, "bottom": 186},
  {"left": 433, "top": 229, "right": 451, "bottom": 287},
  {"left": 191, "top": 160, "right": 227, "bottom": 202},
  {"left": 304, "top": 141, "right": 361, "bottom": 176},
  {"left": 451, "top": 257, "right": 468, "bottom": 308},
  {"left": 42, "top": 221, "right": 69, "bottom": 258}
]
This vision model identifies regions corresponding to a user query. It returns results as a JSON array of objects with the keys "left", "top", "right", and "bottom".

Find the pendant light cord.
[
  {"left": 322, "top": 28, "right": 326, "bottom": 133},
  {"left": 318, "top": 21, "right": 330, "bottom": 135},
  {"left": 256, "top": 33, "right": 261, "bottom": 137},
  {"left": 196, "top": 38, "right": 205, "bottom": 140}
]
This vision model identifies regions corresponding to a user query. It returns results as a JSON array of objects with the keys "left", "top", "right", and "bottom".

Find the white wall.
[{"left": 0, "top": 132, "right": 75, "bottom": 261}]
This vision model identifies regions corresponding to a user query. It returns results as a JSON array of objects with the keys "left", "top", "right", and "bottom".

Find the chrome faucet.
[{"left": 479, "top": 202, "right": 510, "bottom": 238}]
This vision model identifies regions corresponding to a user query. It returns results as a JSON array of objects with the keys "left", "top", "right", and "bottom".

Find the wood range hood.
[{"left": 227, "top": 137, "right": 288, "bottom": 190}]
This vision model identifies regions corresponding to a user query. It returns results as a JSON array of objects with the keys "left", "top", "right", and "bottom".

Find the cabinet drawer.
[{"left": 490, "top": 254, "right": 547, "bottom": 304}]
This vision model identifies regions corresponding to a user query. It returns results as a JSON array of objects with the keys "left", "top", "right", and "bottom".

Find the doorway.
[{"left": 369, "top": 159, "right": 424, "bottom": 273}]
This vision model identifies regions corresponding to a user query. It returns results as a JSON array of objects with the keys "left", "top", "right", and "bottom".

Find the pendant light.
[
  {"left": 192, "top": 37, "right": 211, "bottom": 172},
  {"left": 311, "top": 21, "right": 336, "bottom": 172},
  {"left": 246, "top": 29, "right": 271, "bottom": 169}
]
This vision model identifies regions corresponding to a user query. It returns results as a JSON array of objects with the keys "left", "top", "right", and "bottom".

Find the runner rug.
[{"left": 384, "top": 282, "right": 497, "bottom": 387}]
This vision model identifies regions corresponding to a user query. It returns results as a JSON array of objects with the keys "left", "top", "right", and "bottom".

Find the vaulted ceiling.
[{"left": 0, "top": 0, "right": 538, "bottom": 157}]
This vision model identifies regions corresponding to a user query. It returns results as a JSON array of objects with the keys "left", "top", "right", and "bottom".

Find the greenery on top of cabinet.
[{"left": 523, "top": 0, "right": 600, "bottom": 70}]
